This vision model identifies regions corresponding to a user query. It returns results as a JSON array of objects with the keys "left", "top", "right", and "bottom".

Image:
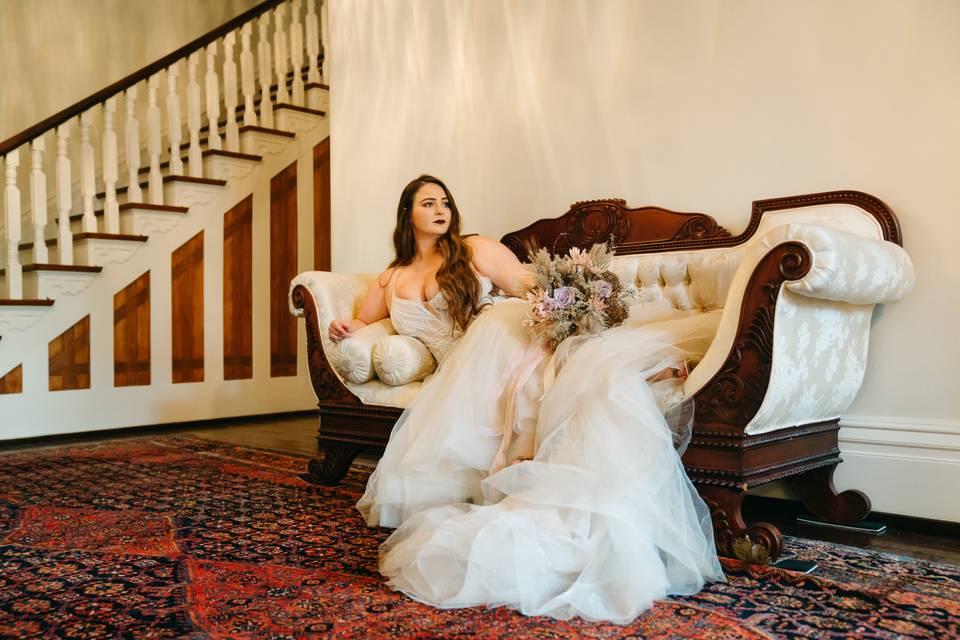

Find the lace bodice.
[{"left": 388, "top": 270, "right": 495, "bottom": 364}]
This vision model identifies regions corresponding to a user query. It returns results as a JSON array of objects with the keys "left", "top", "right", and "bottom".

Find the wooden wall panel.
[
  {"left": 172, "top": 232, "right": 204, "bottom": 384},
  {"left": 0, "top": 364, "right": 22, "bottom": 394},
  {"left": 49, "top": 316, "right": 90, "bottom": 391},
  {"left": 313, "top": 137, "right": 331, "bottom": 271},
  {"left": 270, "top": 161, "right": 298, "bottom": 377},
  {"left": 114, "top": 272, "right": 151, "bottom": 387},
  {"left": 224, "top": 196, "right": 253, "bottom": 380}
]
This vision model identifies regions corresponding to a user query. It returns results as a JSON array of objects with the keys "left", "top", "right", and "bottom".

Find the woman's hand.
[{"left": 329, "top": 318, "right": 366, "bottom": 343}]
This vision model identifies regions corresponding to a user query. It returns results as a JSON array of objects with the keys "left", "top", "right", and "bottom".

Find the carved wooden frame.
[{"left": 297, "top": 190, "right": 901, "bottom": 561}]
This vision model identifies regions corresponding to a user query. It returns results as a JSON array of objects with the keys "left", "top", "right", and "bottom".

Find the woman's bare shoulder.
[
  {"left": 376, "top": 266, "right": 399, "bottom": 288},
  {"left": 464, "top": 235, "right": 506, "bottom": 254}
]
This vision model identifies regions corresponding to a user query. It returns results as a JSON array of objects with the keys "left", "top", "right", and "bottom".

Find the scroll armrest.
[
  {"left": 764, "top": 223, "right": 915, "bottom": 304},
  {"left": 685, "top": 224, "right": 914, "bottom": 435},
  {"left": 288, "top": 271, "right": 376, "bottom": 406}
]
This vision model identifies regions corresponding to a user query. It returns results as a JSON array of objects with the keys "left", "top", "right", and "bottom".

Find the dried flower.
[{"left": 521, "top": 243, "right": 636, "bottom": 351}]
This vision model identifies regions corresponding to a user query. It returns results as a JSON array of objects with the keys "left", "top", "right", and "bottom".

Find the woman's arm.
[
  {"left": 328, "top": 269, "right": 392, "bottom": 342},
  {"left": 465, "top": 235, "right": 532, "bottom": 297}
]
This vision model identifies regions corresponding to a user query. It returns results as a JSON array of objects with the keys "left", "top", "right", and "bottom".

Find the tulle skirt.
[{"left": 357, "top": 298, "right": 726, "bottom": 624}]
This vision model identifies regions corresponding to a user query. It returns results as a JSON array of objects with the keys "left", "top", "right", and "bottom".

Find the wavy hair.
[{"left": 390, "top": 175, "right": 480, "bottom": 333}]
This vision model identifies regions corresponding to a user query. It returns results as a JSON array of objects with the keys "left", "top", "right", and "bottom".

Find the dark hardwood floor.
[{"left": 5, "top": 413, "right": 958, "bottom": 567}]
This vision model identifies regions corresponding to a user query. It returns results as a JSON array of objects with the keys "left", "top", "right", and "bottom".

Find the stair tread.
[
  {"left": 138, "top": 150, "right": 263, "bottom": 176},
  {"left": 182, "top": 125, "right": 294, "bottom": 149},
  {"left": 22, "top": 264, "right": 103, "bottom": 274},
  {"left": 274, "top": 103, "right": 326, "bottom": 117},
  {"left": 22, "top": 264, "right": 102, "bottom": 274},
  {"left": 19, "top": 238, "right": 59, "bottom": 250},
  {"left": 0, "top": 299, "right": 55, "bottom": 307},
  {"left": 74, "top": 232, "right": 148, "bottom": 242},
  {"left": 238, "top": 125, "right": 296, "bottom": 138},
  {"left": 59, "top": 203, "right": 189, "bottom": 225},
  {"left": 97, "top": 175, "right": 226, "bottom": 199}
]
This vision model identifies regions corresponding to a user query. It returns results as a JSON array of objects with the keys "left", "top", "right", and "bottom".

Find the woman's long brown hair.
[{"left": 390, "top": 175, "right": 480, "bottom": 333}]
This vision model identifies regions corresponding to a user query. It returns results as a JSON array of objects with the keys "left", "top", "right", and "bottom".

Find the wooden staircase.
[{"left": 0, "top": 0, "right": 331, "bottom": 439}]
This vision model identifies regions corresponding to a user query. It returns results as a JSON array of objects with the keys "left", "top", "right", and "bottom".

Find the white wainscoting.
[{"left": 750, "top": 414, "right": 960, "bottom": 523}]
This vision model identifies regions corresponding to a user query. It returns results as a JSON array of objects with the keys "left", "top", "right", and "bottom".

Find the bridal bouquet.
[{"left": 523, "top": 243, "right": 635, "bottom": 351}]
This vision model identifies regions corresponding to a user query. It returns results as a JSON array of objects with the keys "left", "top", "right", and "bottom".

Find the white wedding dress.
[{"left": 357, "top": 293, "right": 726, "bottom": 624}]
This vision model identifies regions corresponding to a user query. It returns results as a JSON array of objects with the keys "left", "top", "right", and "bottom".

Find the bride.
[{"left": 329, "top": 175, "right": 725, "bottom": 624}]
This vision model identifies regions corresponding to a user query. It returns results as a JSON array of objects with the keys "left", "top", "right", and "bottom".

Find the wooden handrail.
[{"left": 0, "top": 0, "right": 285, "bottom": 157}]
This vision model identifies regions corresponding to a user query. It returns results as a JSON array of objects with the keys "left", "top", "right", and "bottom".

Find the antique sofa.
[{"left": 289, "top": 190, "right": 914, "bottom": 562}]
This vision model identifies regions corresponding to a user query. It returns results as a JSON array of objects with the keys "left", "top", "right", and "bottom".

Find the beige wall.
[
  {"left": 0, "top": 0, "right": 261, "bottom": 142},
  {"left": 330, "top": 0, "right": 960, "bottom": 429}
]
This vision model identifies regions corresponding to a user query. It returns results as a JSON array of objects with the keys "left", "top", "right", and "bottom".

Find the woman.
[{"left": 330, "top": 175, "right": 724, "bottom": 624}]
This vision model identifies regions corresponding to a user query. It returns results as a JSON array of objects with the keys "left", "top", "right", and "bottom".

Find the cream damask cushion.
[
  {"left": 331, "top": 319, "right": 396, "bottom": 383},
  {"left": 373, "top": 335, "right": 437, "bottom": 386}
]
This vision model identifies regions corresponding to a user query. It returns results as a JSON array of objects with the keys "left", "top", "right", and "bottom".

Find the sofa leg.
[
  {"left": 786, "top": 464, "right": 871, "bottom": 525},
  {"left": 698, "top": 485, "right": 783, "bottom": 564},
  {"left": 299, "top": 440, "right": 363, "bottom": 486}
]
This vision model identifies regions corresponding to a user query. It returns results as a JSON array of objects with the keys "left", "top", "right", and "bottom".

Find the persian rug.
[{"left": 0, "top": 436, "right": 957, "bottom": 639}]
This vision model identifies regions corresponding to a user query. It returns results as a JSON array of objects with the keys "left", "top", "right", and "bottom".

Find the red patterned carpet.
[{"left": 0, "top": 436, "right": 957, "bottom": 639}]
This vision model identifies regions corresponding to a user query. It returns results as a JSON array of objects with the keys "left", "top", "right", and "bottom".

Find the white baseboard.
[{"left": 750, "top": 415, "right": 960, "bottom": 523}]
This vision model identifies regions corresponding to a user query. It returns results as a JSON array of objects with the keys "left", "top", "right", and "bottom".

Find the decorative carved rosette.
[
  {"left": 671, "top": 215, "right": 732, "bottom": 241},
  {"left": 559, "top": 201, "right": 631, "bottom": 252}
]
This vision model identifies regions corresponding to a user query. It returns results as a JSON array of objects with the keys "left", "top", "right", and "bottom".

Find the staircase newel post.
[
  {"left": 56, "top": 125, "right": 74, "bottom": 266},
  {"left": 223, "top": 31, "right": 240, "bottom": 152},
  {"left": 125, "top": 86, "right": 143, "bottom": 204},
  {"left": 3, "top": 150, "right": 23, "bottom": 299},
  {"left": 79, "top": 110, "right": 97, "bottom": 233},
  {"left": 187, "top": 52, "right": 203, "bottom": 178},
  {"left": 273, "top": 4, "right": 290, "bottom": 104},
  {"left": 167, "top": 61, "right": 185, "bottom": 176},
  {"left": 29, "top": 137, "right": 49, "bottom": 264},
  {"left": 102, "top": 96, "right": 120, "bottom": 234},
  {"left": 290, "top": 0, "right": 305, "bottom": 105},
  {"left": 306, "top": 0, "right": 321, "bottom": 84},
  {"left": 321, "top": 0, "right": 329, "bottom": 82},
  {"left": 240, "top": 22, "right": 258, "bottom": 127},
  {"left": 205, "top": 42, "right": 223, "bottom": 151},
  {"left": 147, "top": 74, "right": 164, "bottom": 205},
  {"left": 257, "top": 14, "right": 275, "bottom": 128}
]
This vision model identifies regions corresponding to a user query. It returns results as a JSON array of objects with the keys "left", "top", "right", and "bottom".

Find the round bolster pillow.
[
  {"left": 373, "top": 335, "right": 437, "bottom": 386},
  {"left": 332, "top": 319, "right": 396, "bottom": 383}
]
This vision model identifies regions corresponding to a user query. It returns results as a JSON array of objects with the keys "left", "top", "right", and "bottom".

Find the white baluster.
[
  {"left": 273, "top": 4, "right": 290, "bottom": 104},
  {"left": 240, "top": 23, "right": 258, "bottom": 127},
  {"left": 56, "top": 125, "right": 73, "bottom": 265},
  {"left": 125, "top": 87, "right": 143, "bottom": 203},
  {"left": 258, "top": 14, "right": 274, "bottom": 127},
  {"left": 187, "top": 52, "right": 203, "bottom": 177},
  {"left": 321, "top": 0, "right": 329, "bottom": 82},
  {"left": 290, "top": 0, "right": 305, "bottom": 105},
  {"left": 306, "top": 0, "right": 321, "bottom": 84},
  {"left": 3, "top": 151, "right": 22, "bottom": 299},
  {"left": 205, "top": 42, "right": 222, "bottom": 151},
  {"left": 80, "top": 110, "right": 96, "bottom": 233},
  {"left": 167, "top": 62, "right": 184, "bottom": 175},
  {"left": 223, "top": 32, "right": 240, "bottom": 151},
  {"left": 148, "top": 74, "right": 164, "bottom": 205},
  {"left": 29, "top": 138, "right": 49, "bottom": 264},
  {"left": 102, "top": 97, "right": 119, "bottom": 234}
]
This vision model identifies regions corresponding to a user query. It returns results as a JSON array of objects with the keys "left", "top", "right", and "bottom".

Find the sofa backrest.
[{"left": 503, "top": 192, "right": 899, "bottom": 313}]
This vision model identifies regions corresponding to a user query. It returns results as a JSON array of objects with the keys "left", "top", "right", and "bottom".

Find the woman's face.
[{"left": 409, "top": 183, "right": 452, "bottom": 237}]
